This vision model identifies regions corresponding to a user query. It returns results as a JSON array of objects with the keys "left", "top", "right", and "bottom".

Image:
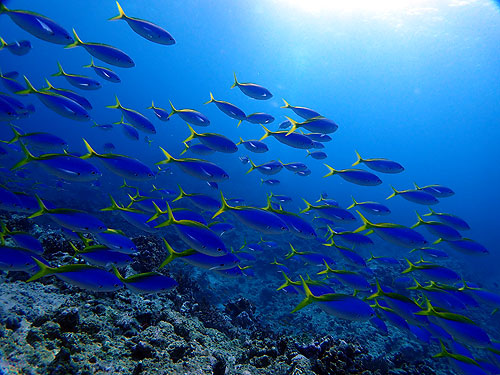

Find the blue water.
[{"left": 1, "top": 0, "right": 500, "bottom": 371}]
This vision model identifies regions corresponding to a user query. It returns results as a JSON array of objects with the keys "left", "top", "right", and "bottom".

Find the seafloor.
[{"left": 0, "top": 212, "right": 454, "bottom": 375}]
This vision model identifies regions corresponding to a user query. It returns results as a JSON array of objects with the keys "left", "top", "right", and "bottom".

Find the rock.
[
  {"left": 131, "top": 341, "right": 155, "bottom": 361},
  {"left": 55, "top": 307, "right": 79, "bottom": 332}
]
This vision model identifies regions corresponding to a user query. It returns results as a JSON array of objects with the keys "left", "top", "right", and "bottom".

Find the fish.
[
  {"left": 208, "top": 221, "right": 235, "bottom": 236},
  {"left": 326, "top": 227, "right": 374, "bottom": 248},
  {"left": 0, "top": 71, "right": 27, "bottom": 94},
  {"left": 183, "top": 124, "right": 237, "bottom": 153},
  {"left": 263, "top": 198, "right": 317, "bottom": 239},
  {"left": 239, "top": 156, "right": 249, "bottom": 164},
  {"left": 285, "top": 243, "right": 336, "bottom": 267},
  {"left": 148, "top": 203, "right": 227, "bottom": 256},
  {"left": 70, "top": 242, "right": 132, "bottom": 269},
  {"left": 106, "top": 96, "right": 156, "bottom": 134},
  {"left": 414, "top": 183, "right": 454, "bottom": 198},
  {"left": 112, "top": 266, "right": 177, "bottom": 294},
  {"left": 4, "top": 126, "right": 67, "bottom": 151},
  {"left": 101, "top": 196, "right": 159, "bottom": 233},
  {"left": 92, "top": 121, "right": 113, "bottom": 131},
  {"left": 246, "top": 159, "right": 283, "bottom": 175},
  {"left": 94, "top": 229, "right": 138, "bottom": 254},
  {"left": 169, "top": 101, "right": 210, "bottom": 126},
  {"left": 402, "top": 259, "right": 460, "bottom": 284},
  {"left": 291, "top": 276, "right": 375, "bottom": 321},
  {"left": 281, "top": 161, "right": 308, "bottom": 172},
  {"left": 239, "top": 112, "right": 275, "bottom": 127},
  {"left": 281, "top": 99, "right": 321, "bottom": 119},
  {"left": 0, "top": 4, "right": 73, "bottom": 44},
  {"left": 411, "top": 212, "right": 462, "bottom": 241},
  {"left": 301, "top": 199, "right": 356, "bottom": 222},
  {"left": 160, "top": 239, "right": 238, "bottom": 271},
  {"left": 409, "top": 247, "right": 449, "bottom": 258},
  {"left": 260, "top": 126, "right": 314, "bottom": 149},
  {"left": 0, "top": 243, "right": 46, "bottom": 272},
  {"left": 52, "top": 62, "right": 101, "bottom": 90},
  {"left": 42, "top": 79, "right": 93, "bottom": 110},
  {"left": 423, "top": 208, "right": 470, "bottom": 231},
  {"left": 352, "top": 151, "right": 404, "bottom": 174},
  {"left": 103, "top": 142, "right": 115, "bottom": 152},
  {"left": 354, "top": 211, "right": 428, "bottom": 248},
  {"left": 278, "top": 120, "right": 292, "bottom": 129},
  {"left": 323, "top": 165, "right": 382, "bottom": 186},
  {"left": 16, "top": 76, "right": 90, "bottom": 121},
  {"left": 157, "top": 148, "right": 229, "bottom": 182},
  {"left": 346, "top": 197, "right": 390, "bottom": 216},
  {"left": 173, "top": 185, "right": 221, "bottom": 211},
  {"left": 0, "top": 223, "right": 44, "bottom": 255},
  {"left": 147, "top": 101, "right": 170, "bottom": 122},
  {"left": 261, "top": 178, "right": 280, "bottom": 185},
  {"left": 237, "top": 138, "right": 269, "bottom": 153},
  {"left": 204, "top": 92, "right": 246, "bottom": 120},
  {"left": 386, "top": 186, "right": 439, "bottom": 205},
  {"left": 12, "top": 143, "right": 101, "bottom": 182},
  {"left": 0, "top": 37, "right": 31, "bottom": 55},
  {"left": 82, "top": 139, "right": 155, "bottom": 180},
  {"left": 66, "top": 29, "right": 134, "bottom": 67},
  {"left": 433, "top": 341, "right": 486, "bottom": 375},
  {"left": 306, "top": 150, "right": 327, "bottom": 160},
  {"left": 270, "top": 193, "right": 292, "bottom": 203},
  {"left": 434, "top": 237, "right": 488, "bottom": 256},
  {"left": 181, "top": 142, "right": 216, "bottom": 156},
  {"left": 28, "top": 258, "right": 123, "bottom": 292},
  {"left": 83, "top": 58, "right": 121, "bottom": 83},
  {"left": 213, "top": 192, "right": 288, "bottom": 234},
  {"left": 317, "top": 261, "right": 371, "bottom": 291},
  {"left": 109, "top": 1, "right": 175, "bottom": 45},
  {"left": 303, "top": 133, "right": 332, "bottom": 142},
  {"left": 30, "top": 196, "right": 107, "bottom": 233},
  {"left": 416, "top": 298, "right": 491, "bottom": 348},
  {"left": 207, "top": 181, "right": 219, "bottom": 190},
  {"left": 286, "top": 116, "right": 338, "bottom": 136},
  {"left": 121, "top": 122, "right": 140, "bottom": 140},
  {"left": 230, "top": 73, "right": 272, "bottom": 100}
]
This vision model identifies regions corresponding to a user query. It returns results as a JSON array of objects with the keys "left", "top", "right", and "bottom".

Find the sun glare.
[{"left": 277, "top": 0, "right": 437, "bottom": 16}]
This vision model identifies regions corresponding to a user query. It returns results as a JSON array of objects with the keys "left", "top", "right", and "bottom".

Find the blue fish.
[
  {"left": 281, "top": 99, "right": 321, "bottom": 119},
  {"left": 173, "top": 185, "right": 221, "bottom": 212},
  {"left": 237, "top": 138, "right": 269, "bottom": 153},
  {"left": 42, "top": 79, "right": 93, "bottom": 110},
  {"left": 434, "top": 237, "right": 488, "bottom": 256},
  {"left": 169, "top": 101, "right": 210, "bottom": 126},
  {"left": 423, "top": 208, "right": 470, "bottom": 231},
  {"left": 213, "top": 192, "right": 288, "bottom": 235},
  {"left": 204, "top": 92, "right": 246, "bottom": 120},
  {"left": 240, "top": 112, "right": 275, "bottom": 127},
  {"left": 109, "top": 1, "right": 175, "bottom": 45},
  {"left": 0, "top": 38, "right": 31, "bottom": 55},
  {"left": 94, "top": 229, "right": 138, "bottom": 254},
  {"left": 107, "top": 96, "right": 156, "bottom": 134},
  {"left": 286, "top": 116, "right": 338, "bottom": 135},
  {"left": 66, "top": 29, "right": 134, "bottom": 68},
  {"left": 387, "top": 186, "right": 439, "bottom": 205},
  {"left": 292, "top": 276, "right": 375, "bottom": 321},
  {"left": 0, "top": 245, "right": 45, "bottom": 272},
  {"left": 112, "top": 266, "right": 177, "bottom": 294},
  {"left": 17, "top": 76, "right": 90, "bottom": 121},
  {"left": 347, "top": 197, "right": 391, "bottom": 216},
  {"left": 414, "top": 183, "right": 454, "bottom": 198},
  {"left": 157, "top": 148, "right": 229, "bottom": 182},
  {"left": 260, "top": 126, "right": 314, "bottom": 149},
  {"left": 411, "top": 212, "right": 462, "bottom": 241},
  {"left": 324, "top": 165, "right": 382, "bottom": 186},
  {"left": 183, "top": 124, "right": 237, "bottom": 153},
  {"left": 0, "top": 4, "right": 73, "bottom": 44},
  {"left": 70, "top": 242, "right": 132, "bottom": 269},
  {"left": 352, "top": 151, "right": 404, "bottom": 174},
  {"left": 231, "top": 73, "right": 272, "bottom": 100},
  {"left": 83, "top": 58, "right": 121, "bottom": 83},
  {"left": 28, "top": 258, "right": 123, "bottom": 292},
  {"left": 30, "top": 196, "right": 107, "bottom": 233},
  {"left": 403, "top": 259, "right": 460, "bottom": 284},
  {"left": 147, "top": 101, "right": 170, "bottom": 121},
  {"left": 306, "top": 150, "right": 327, "bottom": 160},
  {"left": 261, "top": 178, "right": 280, "bottom": 185},
  {"left": 247, "top": 159, "right": 283, "bottom": 175},
  {"left": 52, "top": 62, "right": 101, "bottom": 90}
]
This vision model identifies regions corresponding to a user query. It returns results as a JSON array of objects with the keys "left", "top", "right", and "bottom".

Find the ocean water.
[{"left": 1, "top": 0, "right": 500, "bottom": 373}]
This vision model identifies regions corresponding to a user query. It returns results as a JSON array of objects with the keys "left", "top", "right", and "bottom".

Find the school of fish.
[{"left": 0, "top": 2, "right": 498, "bottom": 374}]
